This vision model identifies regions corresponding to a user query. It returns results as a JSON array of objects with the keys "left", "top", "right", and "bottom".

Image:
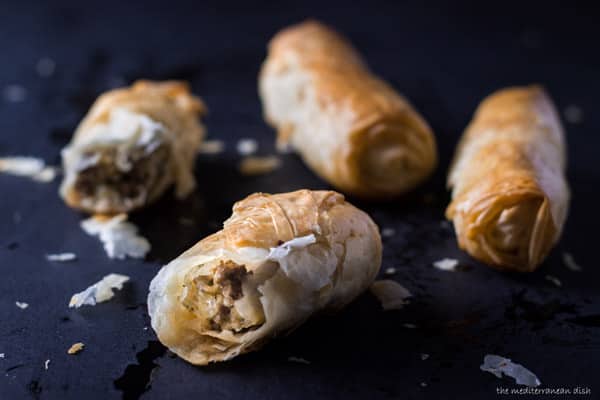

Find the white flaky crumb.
[
  {"left": 239, "top": 155, "right": 281, "bottom": 176},
  {"left": 69, "top": 273, "right": 130, "bottom": 308},
  {"left": 46, "top": 253, "right": 77, "bottom": 262},
  {"left": 15, "top": 301, "right": 29, "bottom": 309},
  {"left": 384, "top": 267, "right": 397, "bottom": 275},
  {"left": 562, "top": 252, "right": 582, "bottom": 271},
  {"left": 480, "top": 354, "right": 541, "bottom": 387},
  {"left": 420, "top": 382, "right": 427, "bottom": 388},
  {"left": 0, "top": 353, "right": 4, "bottom": 358},
  {"left": 288, "top": 356, "right": 311, "bottom": 365},
  {"left": 3, "top": 84, "right": 27, "bottom": 103},
  {"left": 545, "top": 275, "right": 562, "bottom": 287},
  {"left": 81, "top": 214, "right": 150, "bottom": 259},
  {"left": 0, "top": 157, "right": 57, "bottom": 182},
  {"left": 44, "top": 359, "right": 50, "bottom": 370},
  {"left": 198, "top": 140, "right": 225, "bottom": 154},
  {"left": 433, "top": 258, "right": 458, "bottom": 271},
  {"left": 36, "top": 58, "right": 56, "bottom": 77},
  {"left": 564, "top": 105, "right": 583, "bottom": 124},
  {"left": 370, "top": 280, "right": 412, "bottom": 310},
  {"left": 402, "top": 323, "right": 417, "bottom": 329},
  {"left": 421, "top": 353, "right": 430, "bottom": 361},
  {"left": 381, "top": 228, "right": 396, "bottom": 238},
  {"left": 67, "top": 342, "right": 84, "bottom": 355},
  {"left": 236, "top": 138, "right": 258, "bottom": 156}
]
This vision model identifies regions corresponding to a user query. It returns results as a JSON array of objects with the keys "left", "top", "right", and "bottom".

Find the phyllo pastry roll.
[
  {"left": 148, "top": 189, "right": 382, "bottom": 364},
  {"left": 259, "top": 20, "right": 437, "bottom": 199},
  {"left": 60, "top": 80, "right": 206, "bottom": 214},
  {"left": 446, "top": 86, "right": 569, "bottom": 272}
]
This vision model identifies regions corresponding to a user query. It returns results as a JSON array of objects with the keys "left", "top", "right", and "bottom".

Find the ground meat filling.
[
  {"left": 214, "top": 261, "right": 247, "bottom": 301},
  {"left": 181, "top": 260, "right": 263, "bottom": 334},
  {"left": 74, "top": 143, "right": 170, "bottom": 205}
]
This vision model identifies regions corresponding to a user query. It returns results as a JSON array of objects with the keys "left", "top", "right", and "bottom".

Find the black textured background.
[{"left": 0, "top": 1, "right": 598, "bottom": 399}]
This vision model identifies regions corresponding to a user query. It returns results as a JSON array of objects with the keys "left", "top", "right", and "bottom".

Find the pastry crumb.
[
  {"left": 46, "top": 252, "right": 77, "bottom": 262},
  {"left": 0, "top": 157, "right": 57, "bottom": 182},
  {"left": 432, "top": 258, "right": 458, "bottom": 271},
  {"left": 480, "top": 354, "right": 540, "bottom": 387},
  {"left": 370, "top": 280, "right": 412, "bottom": 310},
  {"left": 44, "top": 359, "right": 50, "bottom": 370},
  {"left": 67, "top": 342, "right": 84, "bottom": 355},
  {"left": 15, "top": 301, "right": 29, "bottom": 309},
  {"left": 384, "top": 267, "right": 397, "bottom": 275},
  {"left": 564, "top": 105, "right": 583, "bottom": 124},
  {"left": 562, "top": 252, "right": 582, "bottom": 271},
  {"left": 239, "top": 155, "right": 281, "bottom": 175},
  {"left": 421, "top": 353, "right": 429, "bottom": 361},
  {"left": 0, "top": 353, "right": 5, "bottom": 358},
  {"left": 198, "top": 140, "right": 225, "bottom": 154},
  {"left": 545, "top": 275, "right": 562, "bottom": 287},
  {"left": 178, "top": 217, "right": 195, "bottom": 226},
  {"left": 236, "top": 138, "right": 258, "bottom": 155},
  {"left": 36, "top": 57, "right": 56, "bottom": 77},
  {"left": 69, "top": 273, "right": 130, "bottom": 308},
  {"left": 381, "top": 228, "right": 395, "bottom": 238},
  {"left": 288, "top": 356, "right": 311, "bottom": 364},
  {"left": 81, "top": 214, "right": 150, "bottom": 259},
  {"left": 3, "top": 84, "right": 27, "bottom": 103}
]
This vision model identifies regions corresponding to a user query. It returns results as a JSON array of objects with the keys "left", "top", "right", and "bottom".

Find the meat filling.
[
  {"left": 74, "top": 143, "right": 170, "bottom": 204},
  {"left": 181, "top": 260, "right": 265, "bottom": 333}
]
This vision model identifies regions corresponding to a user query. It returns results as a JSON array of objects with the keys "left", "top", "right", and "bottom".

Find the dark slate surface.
[{"left": 0, "top": 1, "right": 598, "bottom": 399}]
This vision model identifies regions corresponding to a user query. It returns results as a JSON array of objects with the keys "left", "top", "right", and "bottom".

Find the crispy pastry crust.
[
  {"left": 259, "top": 20, "right": 437, "bottom": 198},
  {"left": 60, "top": 80, "right": 206, "bottom": 214},
  {"left": 148, "top": 189, "right": 382, "bottom": 364},
  {"left": 446, "top": 85, "right": 569, "bottom": 271}
]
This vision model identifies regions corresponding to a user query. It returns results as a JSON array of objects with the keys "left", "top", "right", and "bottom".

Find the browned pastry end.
[{"left": 447, "top": 85, "right": 569, "bottom": 271}]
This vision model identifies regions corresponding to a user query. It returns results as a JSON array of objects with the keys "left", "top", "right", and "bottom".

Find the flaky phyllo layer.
[
  {"left": 446, "top": 86, "right": 569, "bottom": 271},
  {"left": 148, "top": 190, "right": 382, "bottom": 364},
  {"left": 60, "top": 81, "right": 205, "bottom": 214}
]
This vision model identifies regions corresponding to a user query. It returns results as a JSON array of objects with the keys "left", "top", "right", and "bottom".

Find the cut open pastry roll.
[
  {"left": 60, "top": 80, "right": 206, "bottom": 214},
  {"left": 148, "top": 189, "right": 382, "bottom": 364},
  {"left": 259, "top": 20, "right": 437, "bottom": 199},
  {"left": 446, "top": 86, "right": 569, "bottom": 271}
]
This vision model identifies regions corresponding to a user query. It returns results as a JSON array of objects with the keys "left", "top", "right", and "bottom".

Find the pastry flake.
[
  {"left": 80, "top": 214, "right": 150, "bottom": 260},
  {"left": 370, "top": 280, "right": 412, "bottom": 310},
  {"left": 69, "top": 273, "right": 130, "bottom": 308},
  {"left": 0, "top": 156, "right": 56, "bottom": 182}
]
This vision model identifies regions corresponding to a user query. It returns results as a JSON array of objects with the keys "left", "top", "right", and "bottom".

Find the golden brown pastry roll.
[
  {"left": 259, "top": 20, "right": 437, "bottom": 198},
  {"left": 446, "top": 85, "right": 569, "bottom": 272},
  {"left": 60, "top": 80, "right": 206, "bottom": 214},
  {"left": 148, "top": 189, "right": 381, "bottom": 364}
]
